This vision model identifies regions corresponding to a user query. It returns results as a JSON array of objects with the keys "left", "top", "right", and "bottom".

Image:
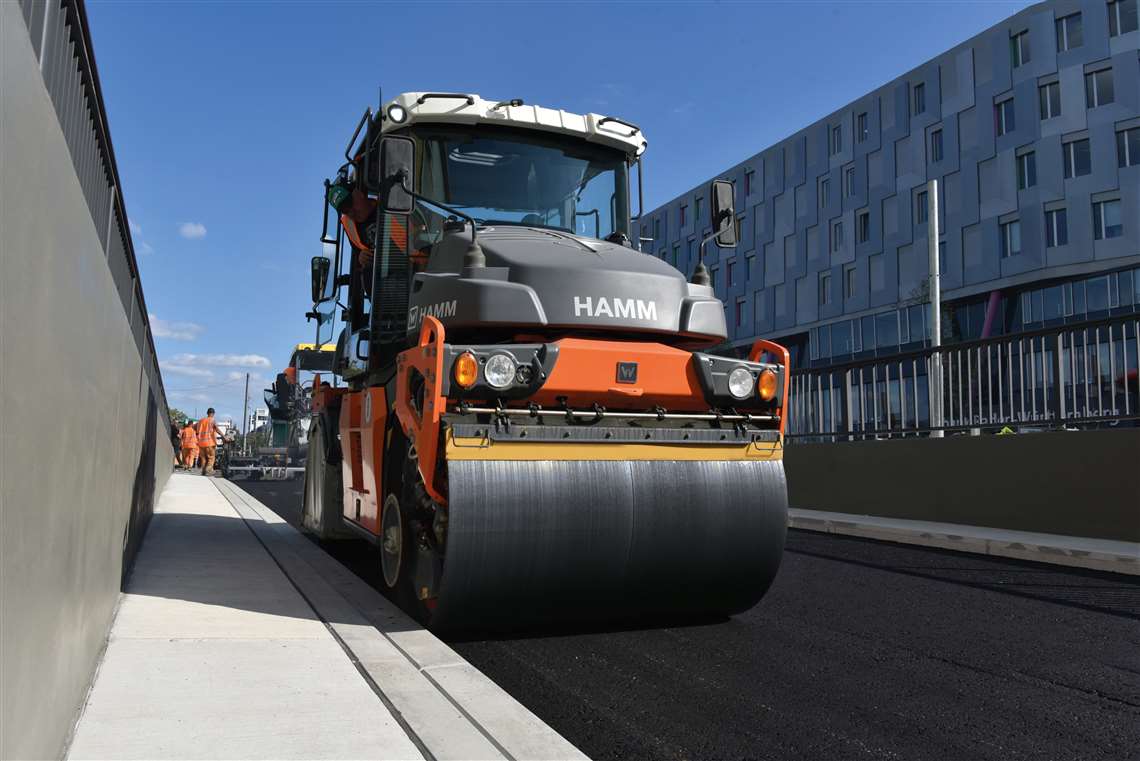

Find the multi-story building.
[
  {"left": 640, "top": 0, "right": 1139, "bottom": 374},
  {"left": 248, "top": 407, "right": 269, "bottom": 433}
]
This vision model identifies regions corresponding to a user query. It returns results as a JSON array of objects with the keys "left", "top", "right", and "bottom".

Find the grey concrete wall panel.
[
  {"left": 786, "top": 429, "right": 1140, "bottom": 542},
  {"left": 1, "top": 3, "right": 171, "bottom": 758},
  {"left": 641, "top": 0, "right": 1140, "bottom": 350}
]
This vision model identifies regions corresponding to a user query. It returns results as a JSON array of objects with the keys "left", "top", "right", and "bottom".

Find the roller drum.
[{"left": 432, "top": 459, "right": 788, "bottom": 631}]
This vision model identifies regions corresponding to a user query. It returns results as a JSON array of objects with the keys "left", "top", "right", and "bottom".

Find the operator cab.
[{"left": 311, "top": 93, "right": 725, "bottom": 385}]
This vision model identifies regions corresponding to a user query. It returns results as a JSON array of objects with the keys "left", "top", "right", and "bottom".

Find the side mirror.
[
  {"left": 310, "top": 256, "right": 331, "bottom": 303},
  {"left": 710, "top": 179, "right": 737, "bottom": 248},
  {"left": 379, "top": 135, "right": 415, "bottom": 215}
]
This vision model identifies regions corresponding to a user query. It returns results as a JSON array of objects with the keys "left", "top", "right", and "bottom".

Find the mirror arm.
[{"left": 397, "top": 172, "right": 478, "bottom": 245}]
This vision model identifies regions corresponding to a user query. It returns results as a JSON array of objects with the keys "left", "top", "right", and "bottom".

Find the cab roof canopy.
[
  {"left": 378, "top": 92, "right": 647, "bottom": 159},
  {"left": 290, "top": 343, "right": 336, "bottom": 373}
]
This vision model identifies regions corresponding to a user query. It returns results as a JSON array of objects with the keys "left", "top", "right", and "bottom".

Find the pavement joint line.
[
  {"left": 217, "top": 479, "right": 522, "bottom": 761},
  {"left": 214, "top": 478, "right": 578, "bottom": 760},
  {"left": 209, "top": 478, "right": 438, "bottom": 761}
]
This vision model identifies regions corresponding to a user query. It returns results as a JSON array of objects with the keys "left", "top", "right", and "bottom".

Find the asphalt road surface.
[{"left": 238, "top": 477, "right": 1140, "bottom": 761}]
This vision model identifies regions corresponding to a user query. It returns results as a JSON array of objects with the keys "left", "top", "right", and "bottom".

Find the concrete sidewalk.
[
  {"left": 789, "top": 507, "right": 1140, "bottom": 575},
  {"left": 67, "top": 473, "right": 584, "bottom": 760}
]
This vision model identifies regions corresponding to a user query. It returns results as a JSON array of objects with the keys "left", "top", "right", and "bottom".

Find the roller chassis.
[
  {"left": 304, "top": 314, "right": 790, "bottom": 631},
  {"left": 301, "top": 91, "right": 792, "bottom": 631}
]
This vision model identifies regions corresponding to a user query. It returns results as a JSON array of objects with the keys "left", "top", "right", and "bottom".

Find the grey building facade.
[{"left": 641, "top": 0, "right": 1139, "bottom": 368}]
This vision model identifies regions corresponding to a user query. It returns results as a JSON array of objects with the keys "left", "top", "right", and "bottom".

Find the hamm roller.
[{"left": 301, "top": 91, "right": 789, "bottom": 631}]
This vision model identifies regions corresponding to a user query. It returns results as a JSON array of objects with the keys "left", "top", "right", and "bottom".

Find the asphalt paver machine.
[{"left": 302, "top": 92, "right": 790, "bottom": 631}]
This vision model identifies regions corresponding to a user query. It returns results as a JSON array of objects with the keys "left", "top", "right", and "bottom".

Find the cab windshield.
[{"left": 416, "top": 126, "right": 629, "bottom": 240}]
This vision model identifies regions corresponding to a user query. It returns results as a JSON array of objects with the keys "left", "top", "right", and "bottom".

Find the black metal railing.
[{"left": 788, "top": 314, "right": 1140, "bottom": 442}]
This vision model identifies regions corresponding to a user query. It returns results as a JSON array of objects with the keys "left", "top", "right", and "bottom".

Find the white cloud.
[
  {"left": 149, "top": 314, "right": 204, "bottom": 341},
  {"left": 178, "top": 222, "right": 207, "bottom": 239},
  {"left": 227, "top": 371, "right": 265, "bottom": 382},
  {"left": 171, "top": 353, "right": 271, "bottom": 368},
  {"left": 164, "top": 365, "right": 214, "bottom": 379},
  {"left": 169, "top": 391, "right": 212, "bottom": 403},
  {"left": 129, "top": 219, "right": 155, "bottom": 255}
]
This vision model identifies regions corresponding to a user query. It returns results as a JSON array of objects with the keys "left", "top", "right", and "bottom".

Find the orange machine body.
[{"left": 338, "top": 386, "right": 387, "bottom": 535}]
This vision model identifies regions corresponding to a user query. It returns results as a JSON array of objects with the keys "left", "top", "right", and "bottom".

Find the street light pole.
[
  {"left": 928, "top": 179, "right": 944, "bottom": 438},
  {"left": 241, "top": 372, "right": 250, "bottom": 455}
]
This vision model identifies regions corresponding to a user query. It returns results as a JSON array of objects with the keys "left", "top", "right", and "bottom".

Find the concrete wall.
[
  {"left": 785, "top": 429, "right": 1140, "bottom": 542},
  {"left": 1, "top": 2, "right": 172, "bottom": 758}
]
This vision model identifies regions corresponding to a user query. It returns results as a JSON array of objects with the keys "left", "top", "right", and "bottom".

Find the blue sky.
[{"left": 88, "top": 0, "right": 1029, "bottom": 424}]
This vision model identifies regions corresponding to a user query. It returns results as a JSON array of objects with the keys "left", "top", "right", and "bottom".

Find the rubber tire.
[{"left": 301, "top": 419, "right": 343, "bottom": 539}]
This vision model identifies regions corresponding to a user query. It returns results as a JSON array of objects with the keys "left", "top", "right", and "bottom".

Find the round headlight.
[
  {"left": 484, "top": 353, "right": 516, "bottom": 389},
  {"left": 727, "top": 367, "right": 754, "bottom": 399},
  {"left": 387, "top": 104, "right": 408, "bottom": 124}
]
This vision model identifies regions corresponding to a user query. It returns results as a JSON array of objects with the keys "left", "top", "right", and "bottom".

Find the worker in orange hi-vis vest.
[
  {"left": 179, "top": 421, "right": 199, "bottom": 469},
  {"left": 196, "top": 408, "right": 218, "bottom": 476}
]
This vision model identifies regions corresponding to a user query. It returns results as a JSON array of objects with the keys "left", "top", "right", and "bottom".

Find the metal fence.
[
  {"left": 17, "top": 0, "right": 168, "bottom": 417},
  {"left": 788, "top": 314, "right": 1140, "bottom": 442}
]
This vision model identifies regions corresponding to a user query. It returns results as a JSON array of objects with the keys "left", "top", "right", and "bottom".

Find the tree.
[{"left": 169, "top": 407, "right": 191, "bottom": 426}]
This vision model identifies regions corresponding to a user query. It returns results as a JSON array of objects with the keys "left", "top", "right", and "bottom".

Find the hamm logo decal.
[
  {"left": 573, "top": 296, "right": 657, "bottom": 321},
  {"left": 408, "top": 300, "right": 457, "bottom": 329}
]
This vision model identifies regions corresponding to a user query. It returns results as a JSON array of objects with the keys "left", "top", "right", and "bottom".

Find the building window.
[
  {"left": 1108, "top": 0, "right": 1138, "bottom": 36},
  {"left": 1045, "top": 208, "right": 1068, "bottom": 247},
  {"left": 857, "top": 210, "right": 870, "bottom": 243},
  {"left": 844, "top": 166, "right": 855, "bottom": 197},
  {"left": 694, "top": 197, "right": 703, "bottom": 226},
  {"left": 1085, "top": 68, "right": 1114, "bottom": 108},
  {"left": 820, "top": 272, "right": 832, "bottom": 306},
  {"left": 672, "top": 244, "right": 680, "bottom": 267},
  {"left": 1117, "top": 127, "right": 1140, "bottom": 167},
  {"left": 1039, "top": 81, "right": 1061, "bottom": 119},
  {"left": 744, "top": 169, "right": 754, "bottom": 196},
  {"left": 916, "top": 190, "right": 928, "bottom": 224},
  {"left": 857, "top": 112, "right": 868, "bottom": 142},
  {"left": 930, "top": 129, "right": 943, "bottom": 162},
  {"left": 680, "top": 205, "right": 687, "bottom": 226},
  {"left": 1001, "top": 220, "right": 1022, "bottom": 258},
  {"left": 1093, "top": 200, "right": 1123, "bottom": 240},
  {"left": 1017, "top": 151, "right": 1037, "bottom": 189},
  {"left": 844, "top": 265, "right": 856, "bottom": 299},
  {"left": 938, "top": 240, "right": 947, "bottom": 272},
  {"left": 1063, "top": 138, "right": 1091, "bottom": 178},
  {"left": 830, "top": 125, "right": 843, "bottom": 155},
  {"left": 653, "top": 218, "right": 661, "bottom": 241},
  {"left": 1010, "top": 30, "right": 1031, "bottom": 68},
  {"left": 1055, "top": 13, "right": 1083, "bottom": 51},
  {"left": 727, "top": 259, "right": 736, "bottom": 286},
  {"left": 913, "top": 82, "right": 926, "bottom": 115},
  {"left": 869, "top": 254, "right": 885, "bottom": 290},
  {"left": 831, "top": 220, "right": 844, "bottom": 252},
  {"left": 735, "top": 299, "right": 745, "bottom": 327},
  {"left": 995, "top": 98, "right": 1015, "bottom": 136},
  {"left": 820, "top": 177, "right": 831, "bottom": 207}
]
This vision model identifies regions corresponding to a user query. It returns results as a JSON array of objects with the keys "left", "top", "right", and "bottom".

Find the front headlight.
[
  {"left": 484, "top": 353, "right": 517, "bottom": 389},
  {"left": 727, "top": 367, "right": 754, "bottom": 399},
  {"left": 757, "top": 369, "right": 778, "bottom": 401}
]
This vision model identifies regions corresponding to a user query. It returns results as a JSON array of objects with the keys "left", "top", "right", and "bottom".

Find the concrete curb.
[
  {"left": 213, "top": 479, "right": 585, "bottom": 761},
  {"left": 788, "top": 508, "right": 1140, "bottom": 576}
]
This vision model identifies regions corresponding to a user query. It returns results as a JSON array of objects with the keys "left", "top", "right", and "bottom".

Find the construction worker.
[
  {"left": 196, "top": 408, "right": 218, "bottom": 476},
  {"left": 179, "top": 420, "right": 199, "bottom": 469}
]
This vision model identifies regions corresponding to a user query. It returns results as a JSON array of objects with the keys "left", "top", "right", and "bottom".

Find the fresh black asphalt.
[{"left": 238, "top": 477, "right": 1140, "bottom": 761}]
